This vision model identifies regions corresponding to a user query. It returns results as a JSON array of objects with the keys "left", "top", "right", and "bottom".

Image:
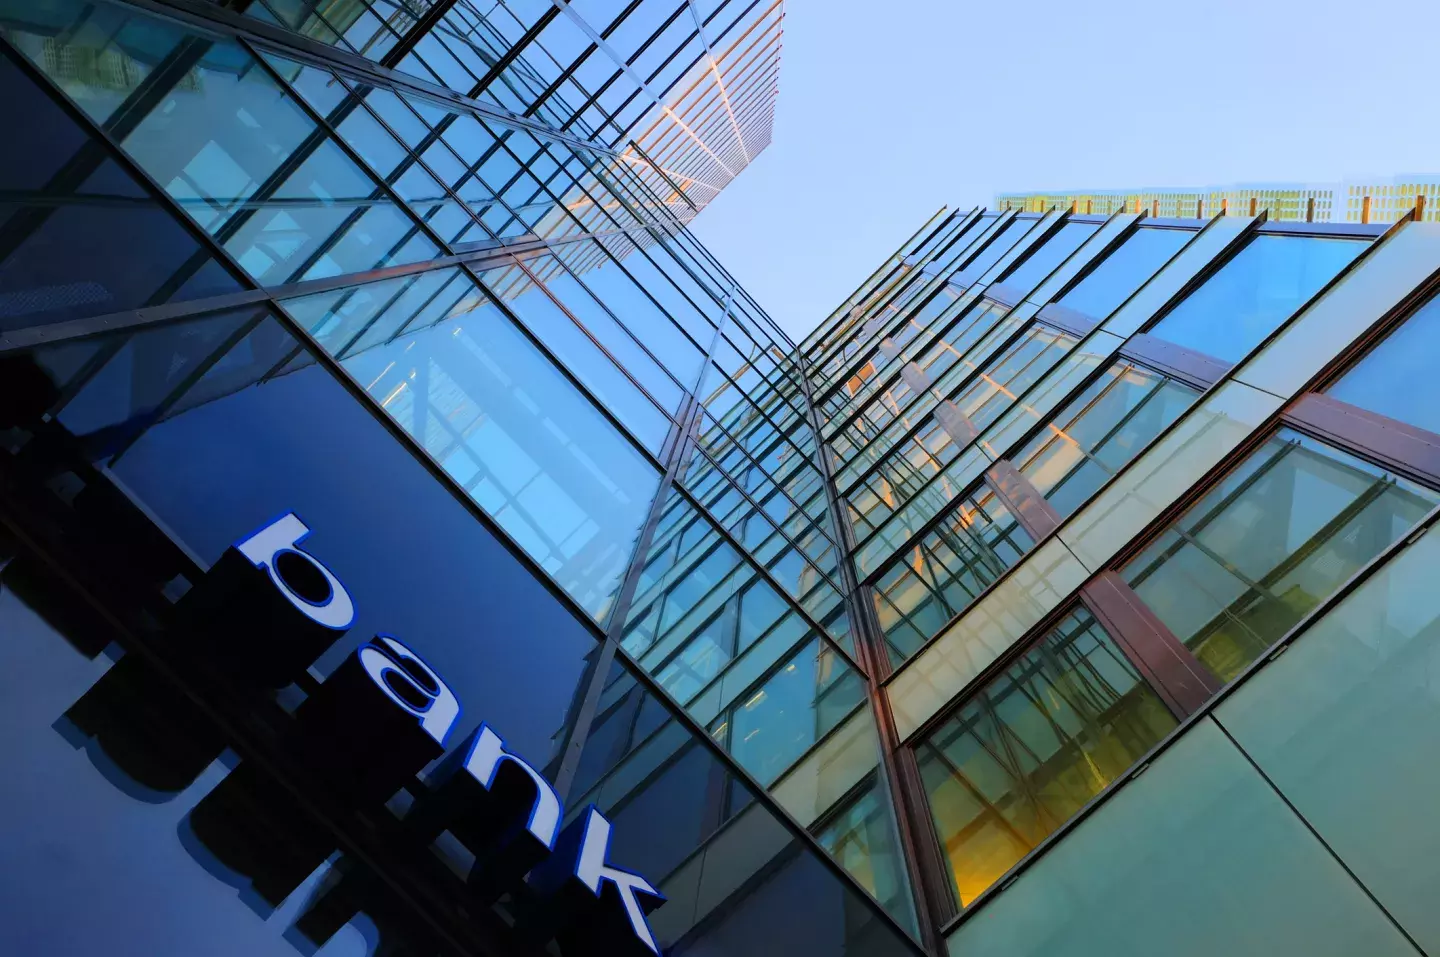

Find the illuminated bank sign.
[{"left": 235, "top": 512, "right": 664, "bottom": 954}]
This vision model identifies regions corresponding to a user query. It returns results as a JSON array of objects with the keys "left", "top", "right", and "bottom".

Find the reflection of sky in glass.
[
  {"left": 1148, "top": 235, "right": 1365, "bottom": 363},
  {"left": 1328, "top": 294, "right": 1440, "bottom": 437},
  {"left": 334, "top": 296, "right": 660, "bottom": 624}
]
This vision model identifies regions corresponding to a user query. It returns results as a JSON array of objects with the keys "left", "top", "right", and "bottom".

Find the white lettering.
[
  {"left": 235, "top": 513, "right": 355, "bottom": 629},
  {"left": 572, "top": 807, "right": 664, "bottom": 954},
  {"left": 462, "top": 725, "right": 562, "bottom": 849},
  {"left": 358, "top": 636, "right": 460, "bottom": 746}
]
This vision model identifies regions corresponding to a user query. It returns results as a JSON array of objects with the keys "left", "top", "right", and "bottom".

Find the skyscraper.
[
  {"left": 4, "top": 3, "right": 1440, "bottom": 957},
  {"left": 801, "top": 201, "right": 1440, "bottom": 956}
]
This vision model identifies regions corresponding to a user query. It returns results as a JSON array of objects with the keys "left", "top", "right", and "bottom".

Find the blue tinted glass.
[
  {"left": 532, "top": 256, "right": 688, "bottom": 412},
  {"left": 1327, "top": 294, "right": 1440, "bottom": 436},
  {"left": 283, "top": 267, "right": 477, "bottom": 356},
  {"left": 723, "top": 638, "right": 865, "bottom": 786},
  {"left": 815, "top": 784, "right": 918, "bottom": 934},
  {"left": 1147, "top": 235, "right": 1365, "bottom": 363},
  {"left": 999, "top": 222, "right": 1099, "bottom": 292},
  {"left": 953, "top": 219, "right": 1031, "bottom": 287},
  {"left": 0, "top": 588, "right": 382, "bottom": 957},
  {"left": 570, "top": 661, "right": 922, "bottom": 957},
  {"left": 334, "top": 283, "right": 662, "bottom": 623},
  {"left": 568, "top": 245, "right": 706, "bottom": 386},
  {"left": 1217, "top": 527, "right": 1440, "bottom": 952},
  {"left": 2, "top": 0, "right": 440, "bottom": 286},
  {"left": 0, "top": 52, "right": 239, "bottom": 331},
  {"left": 30, "top": 309, "right": 599, "bottom": 759},
  {"left": 946, "top": 719, "right": 1417, "bottom": 957},
  {"left": 477, "top": 261, "right": 672, "bottom": 452},
  {"left": 1057, "top": 226, "right": 1192, "bottom": 319}
]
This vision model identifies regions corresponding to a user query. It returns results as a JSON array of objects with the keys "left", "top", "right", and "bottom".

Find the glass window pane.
[
  {"left": 1123, "top": 428, "right": 1439, "bottom": 683},
  {"left": 952, "top": 219, "right": 1031, "bottom": 288},
  {"left": 332, "top": 272, "right": 661, "bottom": 623},
  {"left": 1217, "top": 523, "right": 1440, "bottom": 951},
  {"left": 477, "top": 261, "right": 671, "bottom": 453},
  {"left": 565, "top": 246, "right": 706, "bottom": 387},
  {"left": 998, "top": 222, "right": 1099, "bottom": 294},
  {"left": 872, "top": 486, "right": 1033, "bottom": 666},
  {"left": 919, "top": 607, "right": 1177, "bottom": 907},
  {"left": 282, "top": 267, "right": 476, "bottom": 356},
  {"left": 1147, "top": 235, "right": 1365, "bottom": 363},
  {"left": 527, "top": 255, "right": 687, "bottom": 413},
  {"left": 0, "top": 51, "right": 240, "bottom": 331},
  {"left": 3, "top": 0, "right": 440, "bottom": 285},
  {"left": 815, "top": 783, "right": 918, "bottom": 933},
  {"left": 1327, "top": 293, "right": 1440, "bottom": 436},
  {"left": 1056, "top": 226, "right": 1191, "bottom": 320},
  {"left": 946, "top": 718, "right": 1418, "bottom": 957},
  {"left": 722, "top": 638, "right": 865, "bottom": 786},
  {"left": 1015, "top": 359, "right": 1200, "bottom": 520}
]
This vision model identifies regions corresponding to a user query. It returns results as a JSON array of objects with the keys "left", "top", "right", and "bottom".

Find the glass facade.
[
  {"left": 4, "top": 3, "right": 1440, "bottom": 954},
  {"left": 804, "top": 197, "right": 1440, "bottom": 952}
]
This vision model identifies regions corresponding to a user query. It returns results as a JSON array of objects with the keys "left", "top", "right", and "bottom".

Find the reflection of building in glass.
[{"left": 6, "top": 2, "right": 1440, "bottom": 956}]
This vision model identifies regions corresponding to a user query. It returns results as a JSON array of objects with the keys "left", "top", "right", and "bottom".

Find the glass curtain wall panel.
[
  {"left": 917, "top": 606, "right": 1177, "bottom": 907},
  {"left": 1122, "top": 428, "right": 1439, "bottom": 683}
]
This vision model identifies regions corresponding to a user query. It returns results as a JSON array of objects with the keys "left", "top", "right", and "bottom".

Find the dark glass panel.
[{"left": 0, "top": 50, "right": 239, "bottom": 331}]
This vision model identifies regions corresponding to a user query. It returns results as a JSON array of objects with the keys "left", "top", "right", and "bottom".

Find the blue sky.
[{"left": 691, "top": 0, "right": 1440, "bottom": 343}]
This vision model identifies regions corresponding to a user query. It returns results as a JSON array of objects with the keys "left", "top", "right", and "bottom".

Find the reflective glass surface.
[
  {"left": 1123, "top": 428, "right": 1438, "bottom": 682},
  {"left": 946, "top": 719, "right": 1419, "bottom": 957},
  {"left": 952, "top": 219, "right": 1032, "bottom": 288},
  {"left": 712, "top": 637, "right": 865, "bottom": 787},
  {"left": 1217, "top": 524, "right": 1440, "bottom": 951},
  {"left": 3, "top": 0, "right": 443, "bottom": 284},
  {"left": 997, "top": 222, "right": 1099, "bottom": 294},
  {"left": 1326, "top": 293, "right": 1440, "bottom": 436},
  {"left": 0, "top": 52, "right": 241, "bottom": 331},
  {"left": 815, "top": 783, "right": 918, "bottom": 933},
  {"left": 1146, "top": 235, "right": 1365, "bottom": 363},
  {"left": 919, "top": 607, "right": 1176, "bottom": 907},
  {"left": 871, "top": 485, "right": 1033, "bottom": 665},
  {"left": 476, "top": 260, "right": 673, "bottom": 452},
  {"left": 327, "top": 273, "right": 662, "bottom": 624},
  {"left": 1015, "top": 358, "right": 1200, "bottom": 519},
  {"left": 1055, "top": 226, "right": 1191, "bottom": 320}
]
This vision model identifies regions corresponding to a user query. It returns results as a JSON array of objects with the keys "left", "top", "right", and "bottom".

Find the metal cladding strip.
[
  {"left": 849, "top": 325, "right": 1117, "bottom": 579},
  {"left": 933, "top": 400, "right": 978, "bottom": 447},
  {"left": 898, "top": 361, "right": 932, "bottom": 397},
  {"left": 884, "top": 219, "right": 1440, "bottom": 743},
  {"left": 1119, "top": 332, "right": 1234, "bottom": 390}
]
